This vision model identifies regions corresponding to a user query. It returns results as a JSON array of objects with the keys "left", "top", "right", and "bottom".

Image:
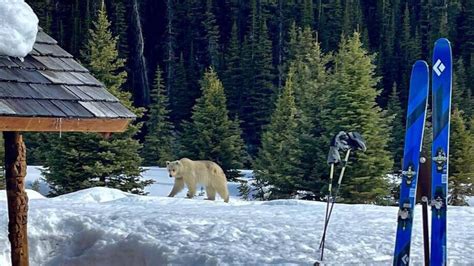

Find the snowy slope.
[{"left": 0, "top": 188, "right": 473, "bottom": 265}]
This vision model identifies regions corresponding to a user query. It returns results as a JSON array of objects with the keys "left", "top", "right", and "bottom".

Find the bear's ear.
[{"left": 166, "top": 161, "right": 171, "bottom": 166}]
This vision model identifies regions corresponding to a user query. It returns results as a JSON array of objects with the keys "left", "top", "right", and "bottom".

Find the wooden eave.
[
  {"left": 0, "top": 28, "right": 136, "bottom": 134},
  {"left": 0, "top": 116, "right": 131, "bottom": 132}
]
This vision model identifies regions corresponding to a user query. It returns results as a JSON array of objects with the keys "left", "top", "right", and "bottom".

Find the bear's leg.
[
  {"left": 215, "top": 182, "right": 230, "bottom": 203},
  {"left": 206, "top": 187, "right": 216, "bottom": 201},
  {"left": 185, "top": 179, "right": 196, "bottom": 199},
  {"left": 168, "top": 178, "right": 185, "bottom": 197}
]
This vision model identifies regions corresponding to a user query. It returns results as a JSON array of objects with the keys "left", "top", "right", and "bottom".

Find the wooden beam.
[
  {"left": 4, "top": 132, "right": 29, "bottom": 266},
  {"left": 0, "top": 117, "right": 131, "bottom": 133}
]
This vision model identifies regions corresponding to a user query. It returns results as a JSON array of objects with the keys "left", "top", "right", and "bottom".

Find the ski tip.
[
  {"left": 434, "top": 38, "right": 451, "bottom": 47},
  {"left": 413, "top": 60, "right": 428, "bottom": 68}
]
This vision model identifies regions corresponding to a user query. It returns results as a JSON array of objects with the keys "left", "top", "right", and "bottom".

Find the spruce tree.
[
  {"left": 301, "top": 0, "right": 314, "bottom": 28},
  {"left": 320, "top": 0, "right": 342, "bottom": 51},
  {"left": 386, "top": 83, "right": 405, "bottom": 171},
  {"left": 43, "top": 5, "right": 152, "bottom": 196},
  {"left": 142, "top": 66, "right": 176, "bottom": 166},
  {"left": 169, "top": 54, "right": 193, "bottom": 128},
  {"left": 398, "top": 3, "right": 414, "bottom": 104},
  {"left": 241, "top": 17, "right": 275, "bottom": 154},
  {"left": 253, "top": 72, "right": 304, "bottom": 199},
  {"left": 180, "top": 68, "right": 247, "bottom": 180},
  {"left": 320, "top": 32, "right": 393, "bottom": 204},
  {"left": 453, "top": 58, "right": 473, "bottom": 117},
  {"left": 286, "top": 26, "right": 331, "bottom": 195},
  {"left": 448, "top": 109, "right": 474, "bottom": 205},
  {"left": 203, "top": 0, "right": 221, "bottom": 68},
  {"left": 222, "top": 21, "right": 242, "bottom": 117},
  {"left": 109, "top": 0, "right": 128, "bottom": 58}
]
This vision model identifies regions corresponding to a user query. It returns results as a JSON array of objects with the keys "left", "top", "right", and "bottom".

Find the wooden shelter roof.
[{"left": 0, "top": 28, "right": 135, "bottom": 121}]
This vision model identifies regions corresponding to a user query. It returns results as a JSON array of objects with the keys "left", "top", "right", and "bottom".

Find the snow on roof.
[{"left": 0, "top": 0, "right": 38, "bottom": 58}]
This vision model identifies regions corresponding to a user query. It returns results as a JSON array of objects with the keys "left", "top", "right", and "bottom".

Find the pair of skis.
[{"left": 393, "top": 38, "right": 452, "bottom": 266}]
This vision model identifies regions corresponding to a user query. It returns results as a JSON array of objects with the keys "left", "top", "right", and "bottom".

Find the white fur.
[{"left": 166, "top": 158, "right": 229, "bottom": 203}]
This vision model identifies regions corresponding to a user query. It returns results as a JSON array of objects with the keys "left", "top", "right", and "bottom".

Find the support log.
[{"left": 4, "top": 132, "right": 29, "bottom": 266}]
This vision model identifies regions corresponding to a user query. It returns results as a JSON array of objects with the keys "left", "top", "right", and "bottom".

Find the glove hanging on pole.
[
  {"left": 326, "top": 131, "right": 350, "bottom": 165},
  {"left": 319, "top": 131, "right": 367, "bottom": 263}
]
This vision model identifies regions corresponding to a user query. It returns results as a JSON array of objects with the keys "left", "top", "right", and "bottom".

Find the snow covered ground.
[{"left": 0, "top": 167, "right": 471, "bottom": 265}]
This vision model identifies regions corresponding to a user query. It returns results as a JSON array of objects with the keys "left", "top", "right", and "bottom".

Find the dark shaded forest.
[
  {"left": 18, "top": 0, "right": 473, "bottom": 203},
  {"left": 28, "top": 0, "right": 473, "bottom": 113}
]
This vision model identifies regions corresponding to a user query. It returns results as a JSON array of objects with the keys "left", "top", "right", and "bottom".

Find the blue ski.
[
  {"left": 430, "top": 38, "right": 452, "bottom": 266},
  {"left": 393, "top": 60, "right": 429, "bottom": 266}
]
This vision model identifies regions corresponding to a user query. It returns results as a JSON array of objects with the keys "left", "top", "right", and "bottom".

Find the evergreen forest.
[{"left": 12, "top": 0, "right": 472, "bottom": 204}]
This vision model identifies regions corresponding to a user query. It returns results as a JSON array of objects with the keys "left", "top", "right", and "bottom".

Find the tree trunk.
[{"left": 4, "top": 132, "right": 29, "bottom": 266}]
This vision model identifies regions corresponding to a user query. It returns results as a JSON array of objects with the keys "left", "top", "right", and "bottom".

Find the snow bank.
[
  {"left": 52, "top": 187, "right": 135, "bottom": 203},
  {"left": 0, "top": 187, "right": 473, "bottom": 265},
  {"left": 0, "top": 0, "right": 38, "bottom": 58},
  {"left": 468, "top": 196, "right": 474, "bottom": 207},
  {"left": 0, "top": 189, "right": 45, "bottom": 201}
]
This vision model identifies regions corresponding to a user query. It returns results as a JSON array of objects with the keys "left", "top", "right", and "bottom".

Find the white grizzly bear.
[{"left": 166, "top": 158, "right": 229, "bottom": 203}]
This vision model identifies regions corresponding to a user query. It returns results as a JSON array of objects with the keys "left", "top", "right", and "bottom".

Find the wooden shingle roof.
[{"left": 0, "top": 28, "right": 135, "bottom": 120}]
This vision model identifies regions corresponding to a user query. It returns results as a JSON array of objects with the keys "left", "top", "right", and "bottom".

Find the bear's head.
[{"left": 166, "top": 160, "right": 182, "bottom": 178}]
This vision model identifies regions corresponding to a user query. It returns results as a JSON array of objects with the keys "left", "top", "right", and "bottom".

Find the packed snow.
[
  {"left": 0, "top": 167, "right": 471, "bottom": 265},
  {"left": 0, "top": 0, "right": 38, "bottom": 58}
]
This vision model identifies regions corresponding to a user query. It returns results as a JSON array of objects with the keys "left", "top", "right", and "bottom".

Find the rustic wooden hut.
[{"left": 0, "top": 28, "right": 135, "bottom": 266}]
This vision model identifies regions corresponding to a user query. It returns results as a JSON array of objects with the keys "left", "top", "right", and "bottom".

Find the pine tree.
[
  {"left": 43, "top": 5, "right": 152, "bottom": 196},
  {"left": 449, "top": 109, "right": 474, "bottom": 205},
  {"left": 320, "top": 32, "right": 393, "bottom": 204},
  {"left": 386, "top": 83, "right": 405, "bottom": 171},
  {"left": 109, "top": 0, "right": 128, "bottom": 58},
  {"left": 142, "top": 66, "right": 176, "bottom": 166},
  {"left": 301, "top": 0, "right": 314, "bottom": 28},
  {"left": 457, "top": 0, "right": 474, "bottom": 85},
  {"left": 31, "top": 179, "right": 41, "bottom": 193},
  {"left": 180, "top": 68, "right": 247, "bottom": 180},
  {"left": 241, "top": 13, "right": 276, "bottom": 154},
  {"left": 253, "top": 72, "right": 304, "bottom": 199},
  {"left": 222, "top": 21, "right": 242, "bottom": 117},
  {"left": 28, "top": 0, "right": 53, "bottom": 33},
  {"left": 287, "top": 26, "right": 329, "bottom": 114},
  {"left": 320, "top": 0, "right": 342, "bottom": 51},
  {"left": 286, "top": 26, "right": 331, "bottom": 195},
  {"left": 398, "top": 3, "right": 414, "bottom": 104},
  {"left": 169, "top": 53, "right": 193, "bottom": 127},
  {"left": 203, "top": 0, "right": 221, "bottom": 68},
  {"left": 453, "top": 58, "right": 473, "bottom": 117}
]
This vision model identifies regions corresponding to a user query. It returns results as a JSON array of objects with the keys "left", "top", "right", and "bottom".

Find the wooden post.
[{"left": 4, "top": 132, "right": 29, "bottom": 266}]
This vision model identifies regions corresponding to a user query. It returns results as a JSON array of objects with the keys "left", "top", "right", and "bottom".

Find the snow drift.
[
  {"left": 0, "top": 0, "right": 38, "bottom": 58},
  {"left": 0, "top": 187, "right": 473, "bottom": 265}
]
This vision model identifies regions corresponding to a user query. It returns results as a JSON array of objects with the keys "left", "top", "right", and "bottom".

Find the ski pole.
[
  {"left": 319, "top": 149, "right": 351, "bottom": 256},
  {"left": 324, "top": 149, "right": 351, "bottom": 229},
  {"left": 319, "top": 163, "right": 335, "bottom": 261},
  {"left": 421, "top": 196, "right": 430, "bottom": 266}
]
